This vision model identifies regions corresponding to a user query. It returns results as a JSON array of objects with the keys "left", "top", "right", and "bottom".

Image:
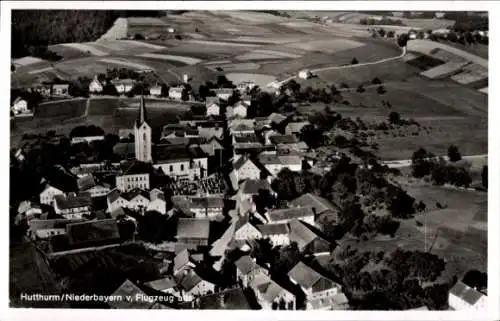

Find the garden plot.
[
  {"left": 420, "top": 61, "right": 470, "bottom": 79},
  {"left": 136, "top": 53, "right": 201, "bottom": 65},
  {"left": 225, "top": 73, "right": 275, "bottom": 88}
]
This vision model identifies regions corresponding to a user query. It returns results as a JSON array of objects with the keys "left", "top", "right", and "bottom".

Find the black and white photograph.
[{"left": 4, "top": 1, "right": 496, "bottom": 319}]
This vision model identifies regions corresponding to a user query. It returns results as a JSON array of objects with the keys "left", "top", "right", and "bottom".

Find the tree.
[
  {"left": 356, "top": 85, "right": 365, "bottom": 93},
  {"left": 351, "top": 57, "right": 358, "bottom": 65},
  {"left": 133, "top": 33, "right": 144, "bottom": 40},
  {"left": 372, "top": 77, "right": 382, "bottom": 85},
  {"left": 174, "top": 34, "right": 182, "bottom": 40},
  {"left": 482, "top": 165, "right": 488, "bottom": 189},
  {"left": 465, "top": 31, "right": 475, "bottom": 45},
  {"left": 447, "top": 145, "right": 462, "bottom": 162},
  {"left": 386, "top": 30, "right": 395, "bottom": 38},
  {"left": 388, "top": 111, "right": 401, "bottom": 125},
  {"left": 378, "top": 28, "right": 386, "bottom": 37},
  {"left": 462, "top": 270, "right": 487, "bottom": 291},
  {"left": 397, "top": 33, "right": 410, "bottom": 47},
  {"left": 377, "top": 86, "right": 386, "bottom": 95},
  {"left": 447, "top": 31, "right": 458, "bottom": 42}
]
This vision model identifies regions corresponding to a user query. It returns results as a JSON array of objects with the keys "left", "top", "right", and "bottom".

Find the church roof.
[{"left": 135, "top": 95, "right": 148, "bottom": 128}]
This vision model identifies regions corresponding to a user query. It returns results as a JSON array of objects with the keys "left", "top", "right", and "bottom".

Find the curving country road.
[
  {"left": 268, "top": 46, "right": 407, "bottom": 88},
  {"left": 382, "top": 154, "right": 487, "bottom": 168}
]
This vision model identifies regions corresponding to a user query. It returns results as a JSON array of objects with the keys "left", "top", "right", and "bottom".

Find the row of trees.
[{"left": 360, "top": 17, "right": 405, "bottom": 26}]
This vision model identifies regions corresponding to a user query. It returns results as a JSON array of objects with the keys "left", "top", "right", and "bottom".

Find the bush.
[
  {"left": 447, "top": 145, "right": 462, "bottom": 162},
  {"left": 356, "top": 85, "right": 365, "bottom": 93},
  {"left": 175, "top": 34, "right": 182, "bottom": 40},
  {"left": 377, "top": 86, "right": 386, "bottom": 95},
  {"left": 133, "top": 33, "right": 144, "bottom": 40},
  {"left": 387, "top": 30, "right": 395, "bottom": 38},
  {"left": 351, "top": 57, "right": 359, "bottom": 65},
  {"left": 372, "top": 77, "right": 382, "bottom": 85},
  {"left": 388, "top": 111, "right": 401, "bottom": 125}
]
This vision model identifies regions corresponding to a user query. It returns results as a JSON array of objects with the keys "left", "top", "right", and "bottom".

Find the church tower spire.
[{"left": 134, "top": 93, "right": 152, "bottom": 163}]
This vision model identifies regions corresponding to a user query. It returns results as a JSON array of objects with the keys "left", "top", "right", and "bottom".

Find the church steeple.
[{"left": 136, "top": 93, "right": 148, "bottom": 127}]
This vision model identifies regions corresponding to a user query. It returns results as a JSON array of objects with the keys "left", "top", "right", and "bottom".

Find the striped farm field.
[
  {"left": 35, "top": 98, "right": 87, "bottom": 119},
  {"left": 208, "top": 62, "right": 261, "bottom": 71},
  {"left": 99, "top": 58, "right": 154, "bottom": 70},
  {"left": 284, "top": 38, "right": 365, "bottom": 53},
  {"left": 407, "top": 40, "right": 488, "bottom": 68},
  {"left": 420, "top": 61, "right": 470, "bottom": 79},
  {"left": 59, "top": 43, "right": 109, "bottom": 56},
  {"left": 235, "top": 49, "right": 302, "bottom": 61},
  {"left": 135, "top": 53, "right": 201, "bottom": 65},
  {"left": 87, "top": 97, "right": 123, "bottom": 116}
]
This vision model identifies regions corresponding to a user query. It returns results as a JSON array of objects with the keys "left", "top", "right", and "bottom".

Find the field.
[
  {"left": 344, "top": 181, "right": 487, "bottom": 282},
  {"left": 35, "top": 98, "right": 88, "bottom": 119},
  {"left": 225, "top": 73, "right": 276, "bottom": 88},
  {"left": 284, "top": 38, "right": 365, "bottom": 53},
  {"left": 407, "top": 40, "right": 488, "bottom": 68}
]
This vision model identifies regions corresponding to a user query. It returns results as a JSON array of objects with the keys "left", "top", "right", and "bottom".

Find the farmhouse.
[
  {"left": 290, "top": 193, "right": 339, "bottom": 224},
  {"left": 39, "top": 184, "right": 66, "bottom": 205},
  {"left": 229, "top": 119, "right": 255, "bottom": 135},
  {"left": 27, "top": 218, "right": 85, "bottom": 240},
  {"left": 249, "top": 274, "right": 295, "bottom": 310},
  {"left": 175, "top": 270, "right": 216, "bottom": 302},
  {"left": 265, "top": 206, "right": 316, "bottom": 226},
  {"left": 227, "top": 101, "right": 248, "bottom": 119},
  {"left": 52, "top": 84, "right": 70, "bottom": 97},
  {"left": 66, "top": 219, "right": 120, "bottom": 248},
  {"left": 107, "top": 188, "right": 166, "bottom": 214},
  {"left": 237, "top": 179, "right": 275, "bottom": 204},
  {"left": 258, "top": 154, "right": 303, "bottom": 177},
  {"left": 112, "top": 78, "right": 136, "bottom": 94},
  {"left": 16, "top": 201, "right": 42, "bottom": 223},
  {"left": 230, "top": 156, "right": 262, "bottom": 189},
  {"left": 235, "top": 255, "right": 269, "bottom": 287},
  {"left": 89, "top": 75, "right": 104, "bottom": 94},
  {"left": 53, "top": 194, "right": 92, "bottom": 219},
  {"left": 176, "top": 218, "right": 211, "bottom": 246},
  {"left": 298, "top": 69, "right": 312, "bottom": 80},
  {"left": 197, "top": 125, "right": 224, "bottom": 141},
  {"left": 149, "top": 84, "right": 163, "bottom": 97},
  {"left": 236, "top": 81, "right": 256, "bottom": 93},
  {"left": 171, "top": 195, "right": 224, "bottom": 220},
  {"left": 288, "top": 261, "right": 343, "bottom": 310},
  {"left": 286, "top": 121, "right": 311, "bottom": 135},
  {"left": 214, "top": 88, "right": 234, "bottom": 101},
  {"left": 206, "top": 97, "right": 221, "bottom": 117},
  {"left": 109, "top": 279, "right": 155, "bottom": 309},
  {"left": 256, "top": 223, "right": 290, "bottom": 246},
  {"left": 11, "top": 97, "right": 28, "bottom": 115},
  {"left": 288, "top": 220, "right": 332, "bottom": 255},
  {"left": 169, "top": 87, "right": 185, "bottom": 100},
  {"left": 144, "top": 276, "right": 178, "bottom": 296},
  {"left": 448, "top": 281, "right": 488, "bottom": 310},
  {"left": 77, "top": 175, "right": 111, "bottom": 198},
  {"left": 234, "top": 214, "right": 262, "bottom": 242}
]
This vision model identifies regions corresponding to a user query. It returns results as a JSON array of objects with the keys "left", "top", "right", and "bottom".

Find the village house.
[
  {"left": 227, "top": 101, "right": 248, "bottom": 119},
  {"left": 448, "top": 281, "right": 488, "bottom": 310},
  {"left": 65, "top": 219, "right": 120, "bottom": 248},
  {"left": 265, "top": 206, "right": 316, "bottom": 226},
  {"left": 290, "top": 193, "right": 339, "bottom": 225},
  {"left": 144, "top": 276, "right": 179, "bottom": 297},
  {"left": 161, "top": 124, "right": 200, "bottom": 140},
  {"left": 285, "top": 121, "right": 311, "bottom": 136},
  {"left": 11, "top": 97, "right": 29, "bottom": 115},
  {"left": 288, "top": 261, "right": 343, "bottom": 310},
  {"left": 229, "top": 119, "right": 255, "bottom": 136},
  {"left": 197, "top": 137, "right": 225, "bottom": 157},
  {"left": 249, "top": 274, "right": 296, "bottom": 310},
  {"left": 71, "top": 134, "right": 105, "bottom": 145},
  {"left": 107, "top": 188, "right": 166, "bottom": 214},
  {"left": 197, "top": 125, "right": 224, "bottom": 141},
  {"left": 214, "top": 88, "right": 234, "bottom": 101},
  {"left": 236, "top": 179, "right": 275, "bottom": 204},
  {"left": 77, "top": 175, "right": 109, "bottom": 198},
  {"left": 257, "top": 223, "right": 290, "bottom": 246},
  {"left": 298, "top": 69, "right": 312, "bottom": 80},
  {"left": 233, "top": 214, "right": 262, "bottom": 242},
  {"left": 109, "top": 279, "right": 157, "bottom": 309},
  {"left": 111, "top": 78, "right": 136, "bottom": 95},
  {"left": 236, "top": 81, "right": 256, "bottom": 93},
  {"left": 17, "top": 200, "right": 43, "bottom": 223},
  {"left": 288, "top": 220, "right": 333, "bottom": 256},
  {"left": 27, "top": 218, "right": 85, "bottom": 240},
  {"left": 149, "top": 84, "right": 163, "bottom": 97},
  {"left": 115, "top": 161, "right": 150, "bottom": 192},
  {"left": 153, "top": 145, "right": 207, "bottom": 181},
  {"left": 53, "top": 194, "right": 92, "bottom": 219},
  {"left": 233, "top": 134, "right": 264, "bottom": 155},
  {"left": 171, "top": 195, "right": 224, "bottom": 220},
  {"left": 230, "top": 156, "right": 262, "bottom": 190},
  {"left": 176, "top": 218, "right": 211, "bottom": 246},
  {"left": 175, "top": 269, "right": 216, "bottom": 302},
  {"left": 39, "top": 184, "right": 66, "bottom": 206},
  {"left": 52, "top": 83, "right": 70, "bottom": 97},
  {"left": 206, "top": 97, "right": 221, "bottom": 117},
  {"left": 173, "top": 249, "right": 197, "bottom": 276},
  {"left": 235, "top": 255, "right": 269, "bottom": 288},
  {"left": 258, "top": 154, "right": 303, "bottom": 177},
  {"left": 168, "top": 86, "right": 185, "bottom": 100},
  {"left": 89, "top": 75, "right": 104, "bottom": 94},
  {"left": 277, "top": 141, "right": 309, "bottom": 153}
]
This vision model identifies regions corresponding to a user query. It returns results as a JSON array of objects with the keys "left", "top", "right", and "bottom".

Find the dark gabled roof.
[
  {"left": 290, "top": 193, "right": 338, "bottom": 215},
  {"left": 145, "top": 276, "right": 177, "bottom": 292},
  {"left": 28, "top": 218, "right": 86, "bottom": 231},
  {"left": 107, "top": 189, "right": 122, "bottom": 204},
  {"left": 288, "top": 220, "right": 318, "bottom": 250},
  {"left": 256, "top": 223, "right": 290, "bottom": 236},
  {"left": 233, "top": 156, "right": 258, "bottom": 171},
  {"left": 177, "top": 218, "right": 210, "bottom": 240},
  {"left": 234, "top": 213, "right": 260, "bottom": 233},
  {"left": 173, "top": 249, "right": 191, "bottom": 272},
  {"left": 267, "top": 206, "right": 315, "bottom": 222},
  {"left": 288, "top": 261, "right": 337, "bottom": 291},
  {"left": 189, "top": 146, "right": 208, "bottom": 159},
  {"left": 120, "top": 160, "right": 150, "bottom": 175},
  {"left": 234, "top": 255, "right": 262, "bottom": 275},
  {"left": 240, "top": 179, "right": 272, "bottom": 195},
  {"left": 269, "top": 134, "right": 299, "bottom": 145},
  {"left": 110, "top": 279, "right": 152, "bottom": 309},
  {"left": 449, "top": 281, "right": 485, "bottom": 305},
  {"left": 197, "top": 287, "right": 251, "bottom": 310},
  {"left": 234, "top": 134, "right": 260, "bottom": 144},
  {"left": 175, "top": 271, "right": 205, "bottom": 291},
  {"left": 66, "top": 219, "right": 120, "bottom": 246},
  {"left": 267, "top": 113, "right": 288, "bottom": 124},
  {"left": 77, "top": 175, "right": 96, "bottom": 191},
  {"left": 153, "top": 144, "right": 191, "bottom": 162},
  {"left": 54, "top": 194, "right": 92, "bottom": 210}
]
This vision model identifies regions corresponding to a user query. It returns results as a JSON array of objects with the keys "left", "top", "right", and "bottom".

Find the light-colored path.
[
  {"left": 382, "top": 154, "right": 487, "bottom": 168},
  {"left": 269, "top": 46, "right": 407, "bottom": 87}
]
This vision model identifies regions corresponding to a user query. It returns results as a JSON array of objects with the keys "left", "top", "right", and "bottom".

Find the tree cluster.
[{"left": 360, "top": 17, "right": 405, "bottom": 26}]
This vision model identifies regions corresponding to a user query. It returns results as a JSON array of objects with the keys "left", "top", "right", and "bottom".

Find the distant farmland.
[{"left": 35, "top": 98, "right": 88, "bottom": 119}]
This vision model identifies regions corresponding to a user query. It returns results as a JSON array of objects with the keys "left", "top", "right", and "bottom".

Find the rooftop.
[
  {"left": 66, "top": 219, "right": 120, "bottom": 246},
  {"left": 240, "top": 179, "right": 272, "bottom": 195},
  {"left": 53, "top": 194, "right": 92, "bottom": 210},
  {"left": 197, "top": 288, "right": 252, "bottom": 310},
  {"left": 257, "top": 223, "right": 290, "bottom": 236},
  {"left": 144, "top": 276, "right": 177, "bottom": 292},
  {"left": 176, "top": 218, "right": 210, "bottom": 240},
  {"left": 288, "top": 261, "right": 339, "bottom": 292},
  {"left": 267, "top": 206, "right": 315, "bottom": 222},
  {"left": 449, "top": 281, "right": 486, "bottom": 305},
  {"left": 290, "top": 193, "right": 338, "bottom": 215},
  {"left": 109, "top": 279, "right": 152, "bottom": 309}
]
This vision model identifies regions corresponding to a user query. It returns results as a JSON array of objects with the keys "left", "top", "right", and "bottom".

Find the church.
[{"left": 131, "top": 95, "right": 208, "bottom": 181}]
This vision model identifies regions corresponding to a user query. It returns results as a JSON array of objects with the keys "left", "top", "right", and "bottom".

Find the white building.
[
  {"left": 256, "top": 223, "right": 290, "bottom": 246},
  {"left": 175, "top": 270, "right": 216, "bottom": 302},
  {"left": 11, "top": 97, "right": 28, "bottom": 114},
  {"left": 249, "top": 274, "right": 296, "bottom": 310},
  {"left": 234, "top": 214, "right": 262, "bottom": 241},
  {"left": 298, "top": 69, "right": 312, "bottom": 79},
  {"left": 107, "top": 188, "right": 167, "bottom": 215},
  {"left": 448, "top": 281, "right": 488, "bottom": 310},
  {"left": 149, "top": 85, "right": 162, "bottom": 97},
  {"left": 258, "top": 154, "right": 303, "bottom": 178},
  {"left": 89, "top": 76, "right": 104, "bottom": 94},
  {"left": 206, "top": 98, "right": 221, "bottom": 117},
  {"left": 53, "top": 194, "right": 92, "bottom": 219},
  {"left": 153, "top": 145, "right": 207, "bottom": 181},
  {"left": 169, "top": 87, "right": 184, "bottom": 100},
  {"left": 214, "top": 88, "right": 233, "bottom": 101},
  {"left": 39, "top": 184, "right": 65, "bottom": 206},
  {"left": 229, "top": 101, "right": 248, "bottom": 119},
  {"left": 71, "top": 135, "right": 105, "bottom": 145},
  {"left": 235, "top": 255, "right": 269, "bottom": 288},
  {"left": 112, "top": 79, "right": 136, "bottom": 95},
  {"left": 230, "top": 157, "right": 262, "bottom": 190},
  {"left": 116, "top": 173, "right": 150, "bottom": 192}
]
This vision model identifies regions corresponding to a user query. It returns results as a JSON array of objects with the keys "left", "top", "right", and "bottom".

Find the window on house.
[
  {"left": 181, "top": 164, "right": 184, "bottom": 171},
  {"left": 170, "top": 165, "right": 173, "bottom": 172}
]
